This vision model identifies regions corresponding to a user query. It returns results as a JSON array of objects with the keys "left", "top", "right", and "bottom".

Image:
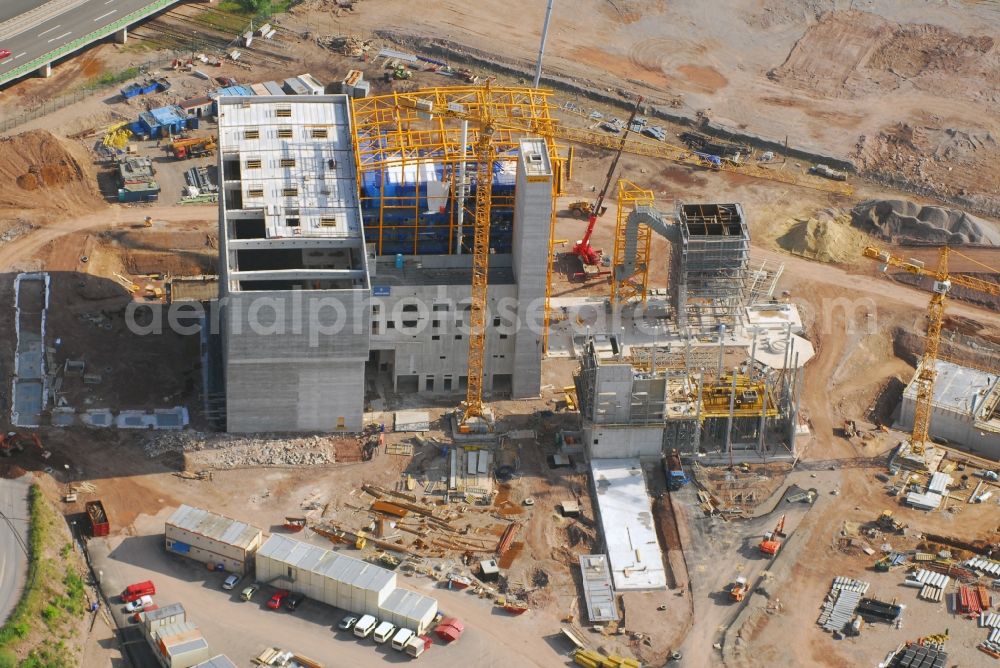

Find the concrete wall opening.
[
  {"left": 397, "top": 374, "right": 419, "bottom": 394},
  {"left": 234, "top": 218, "right": 266, "bottom": 239}
]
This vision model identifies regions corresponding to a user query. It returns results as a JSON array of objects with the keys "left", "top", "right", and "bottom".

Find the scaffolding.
[
  {"left": 349, "top": 86, "right": 561, "bottom": 256},
  {"left": 677, "top": 203, "right": 750, "bottom": 335}
]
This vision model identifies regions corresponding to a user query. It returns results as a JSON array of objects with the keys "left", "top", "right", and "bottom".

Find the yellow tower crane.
[
  {"left": 461, "top": 101, "right": 498, "bottom": 432},
  {"left": 862, "top": 246, "right": 1000, "bottom": 456},
  {"left": 353, "top": 85, "right": 855, "bottom": 433},
  {"left": 392, "top": 89, "right": 500, "bottom": 433}
]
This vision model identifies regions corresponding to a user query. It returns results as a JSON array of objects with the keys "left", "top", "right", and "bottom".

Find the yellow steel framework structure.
[
  {"left": 700, "top": 374, "right": 780, "bottom": 419},
  {"left": 863, "top": 245, "right": 1000, "bottom": 455},
  {"left": 611, "top": 179, "right": 655, "bottom": 304},
  {"left": 349, "top": 85, "right": 852, "bottom": 362},
  {"left": 350, "top": 86, "right": 562, "bottom": 355}
]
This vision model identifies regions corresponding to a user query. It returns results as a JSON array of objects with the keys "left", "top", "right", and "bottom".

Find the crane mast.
[
  {"left": 460, "top": 110, "right": 498, "bottom": 431},
  {"left": 862, "top": 245, "right": 1000, "bottom": 456}
]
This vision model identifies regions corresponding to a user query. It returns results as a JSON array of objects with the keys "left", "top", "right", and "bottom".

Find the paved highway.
[
  {"left": 0, "top": 0, "right": 183, "bottom": 85},
  {"left": 0, "top": 0, "right": 49, "bottom": 26},
  {"left": 0, "top": 477, "right": 31, "bottom": 626}
]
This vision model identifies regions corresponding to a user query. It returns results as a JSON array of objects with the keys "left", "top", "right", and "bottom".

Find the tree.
[{"left": 239, "top": 0, "right": 272, "bottom": 15}]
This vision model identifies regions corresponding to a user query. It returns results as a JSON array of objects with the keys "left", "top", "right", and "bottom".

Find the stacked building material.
[
  {"left": 958, "top": 585, "right": 983, "bottom": 614},
  {"left": 979, "top": 612, "right": 1000, "bottom": 629},
  {"left": 919, "top": 585, "right": 943, "bottom": 602},
  {"left": 818, "top": 577, "right": 869, "bottom": 632},
  {"left": 966, "top": 557, "right": 1000, "bottom": 577},
  {"left": 909, "top": 569, "right": 951, "bottom": 590}
]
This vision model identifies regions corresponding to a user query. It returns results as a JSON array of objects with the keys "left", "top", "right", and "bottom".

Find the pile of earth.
[
  {"left": 777, "top": 209, "right": 871, "bottom": 264},
  {"left": 851, "top": 199, "right": 1000, "bottom": 246},
  {"left": 0, "top": 129, "right": 103, "bottom": 215}
]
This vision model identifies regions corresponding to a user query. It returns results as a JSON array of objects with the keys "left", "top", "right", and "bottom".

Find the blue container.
[{"left": 395, "top": 254, "right": 404, "bottom": 269}]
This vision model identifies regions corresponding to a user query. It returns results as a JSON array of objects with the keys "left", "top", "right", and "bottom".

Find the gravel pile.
[{"left": 143, "top": 432, "right": 337, "bottom": 469}]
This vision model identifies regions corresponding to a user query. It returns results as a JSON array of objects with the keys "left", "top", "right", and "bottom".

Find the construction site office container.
[
  {"left": 377, "top": 587, "right": 438, "bottom": 635},
  {"left": 165, "top": 505, "right": 263, "bottom": 575},
  {"left": 255, "top": 535, "right": 406, "bottom": 619},
  {"left": 152, "top": 621, "right": 211, "bottom": 668},
  {"left": 142, "top": 602, "right": 185, "bottom": 632}
]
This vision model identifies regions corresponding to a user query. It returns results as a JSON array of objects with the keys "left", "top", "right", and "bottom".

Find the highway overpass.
[{"left": 0, "top": 0, "right": 188, "bottom": 87}]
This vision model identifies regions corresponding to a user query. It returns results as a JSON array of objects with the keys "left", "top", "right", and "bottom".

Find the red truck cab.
[{"left": 122, "top": 580, "right": 156, "bottom": 603}]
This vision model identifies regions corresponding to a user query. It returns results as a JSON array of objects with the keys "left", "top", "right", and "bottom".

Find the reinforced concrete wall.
[
  {"left": 584, "top": 424, "right": 664, "bottom": 459},
  {"left": 368, "top": 278, "right": 517, "bottom": 395},
  {"left": 222, "top": 290, "right": 369, "bottom": 432},
  {"left": 510, "top": 138, "right": 551, "bottom": 398}
]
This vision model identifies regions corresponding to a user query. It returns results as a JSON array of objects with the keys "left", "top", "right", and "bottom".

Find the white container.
[{"left": 354, "top": 615, "right": 377, "bottom": 638}]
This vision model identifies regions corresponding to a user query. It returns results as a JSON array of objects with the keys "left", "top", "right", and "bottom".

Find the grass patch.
[
  {"left": 87, "top": 66, "right": 141, "bottom": 89},
  {"left": 198, "top": 0, "right": 294, "bottom": 32},
  {"left": 0, "top": 485, "right": 86, "bottom": 668}
]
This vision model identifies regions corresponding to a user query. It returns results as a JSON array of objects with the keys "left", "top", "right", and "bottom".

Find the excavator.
[
  {"left": 759, "top": 514, "right": 786, "bottom": 556},
  {"left": 0, "top": 432, "right": 42, "bottom": 457}
]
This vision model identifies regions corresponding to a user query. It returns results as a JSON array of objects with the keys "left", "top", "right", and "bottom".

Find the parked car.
[
  {"left": 124, "top": 595, "right": 153, "bottom": 613},
  {"left": 285, "top": 592, "right": 305, "bottom": 611},
  {"left": 267, "top": 590, "right": 290, "bottom": 610},
  {"left": 338, "top": 614, "right": 359, "bottom": 631},
  {"left": 222, "top": 574, "right": 241, "bottom": 590},
  {"left": 0, "top": 50, "right": 11, "bottom": 61},
  {"left": 240, "top": 584, "right": 260, "bottom": 601}
]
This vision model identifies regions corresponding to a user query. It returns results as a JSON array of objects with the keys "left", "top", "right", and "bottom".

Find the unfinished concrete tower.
[
  {"left": 676, "top": 203, "right": 750, "bottom": 334},
  {"left": 217, "top": 95, "right": 371, "bottom": 432},
  {"left": 510, "top": 138, "right": 552, "bottom": 398}
]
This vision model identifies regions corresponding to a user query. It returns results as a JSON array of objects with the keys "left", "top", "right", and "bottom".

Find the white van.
[
  {"left": 353, "top": 614, "right": 378, "bottom": 638},
  {"left": 390, "top": 627, "right": 414, "bottom": 651},
  {"left": 372, "top": 621, "right": 396, "bottom": 644}
]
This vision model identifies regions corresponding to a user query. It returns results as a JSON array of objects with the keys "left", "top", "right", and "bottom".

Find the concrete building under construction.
[
  {"left": 574, "top": 197, "right": 810, "bottom": 463},
  {"left": 216, "top": 91, "right": 555, "bottom": 432},
  {"left": 899, "top": 358, "right": 1000, "bottom": 460},
  {"left": 574, "top": 334, "right": 805, "bottom": 462}
]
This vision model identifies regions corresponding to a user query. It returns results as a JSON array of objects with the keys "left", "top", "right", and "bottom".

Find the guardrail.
[{"left": 0, "top": 0, "right": 181, "bottom": 85}]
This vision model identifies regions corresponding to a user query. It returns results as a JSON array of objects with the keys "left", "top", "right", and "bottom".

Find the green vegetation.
[
  {"left": 0, "top": 485, "right": 85, "bottom": 668},
  {"left": 88, "top": 66, "right": 140, "bottom": 89}
]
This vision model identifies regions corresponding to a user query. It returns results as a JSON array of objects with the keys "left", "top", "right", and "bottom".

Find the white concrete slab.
[{"left": 589, "top": 459, "right": 667, "bottom": 590}]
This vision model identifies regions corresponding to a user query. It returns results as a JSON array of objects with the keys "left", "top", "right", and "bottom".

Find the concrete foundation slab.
[
  {"left": 394, "top": 411, "right": 430, "bottom": 432},
  {"left": 50, "top": 408, "right": 76, "bottom": 427},
  {"left": 81, "top": 410, "right": 113, "bottom": 428},
  {"left": 589, "top": 459, "right": 667, "bottom": 591}
]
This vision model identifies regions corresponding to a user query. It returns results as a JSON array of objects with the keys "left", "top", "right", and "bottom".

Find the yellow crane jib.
[{"left": 863, "top": 245, "right": 1000, "bottom": 456}]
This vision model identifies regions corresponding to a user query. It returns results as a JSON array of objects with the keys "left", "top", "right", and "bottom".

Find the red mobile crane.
[{"left": 570, "top": 96, "right": 644, "bottom": 278}]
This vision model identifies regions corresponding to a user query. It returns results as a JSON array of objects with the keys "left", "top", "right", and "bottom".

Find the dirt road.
[{"left": 0, "top": 204, "right": 216, "bottom": 271}]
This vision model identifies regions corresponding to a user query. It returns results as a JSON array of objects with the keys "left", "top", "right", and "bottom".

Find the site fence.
[{"left": 0, "top": 55, "right": 176, "bottom": 135}]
